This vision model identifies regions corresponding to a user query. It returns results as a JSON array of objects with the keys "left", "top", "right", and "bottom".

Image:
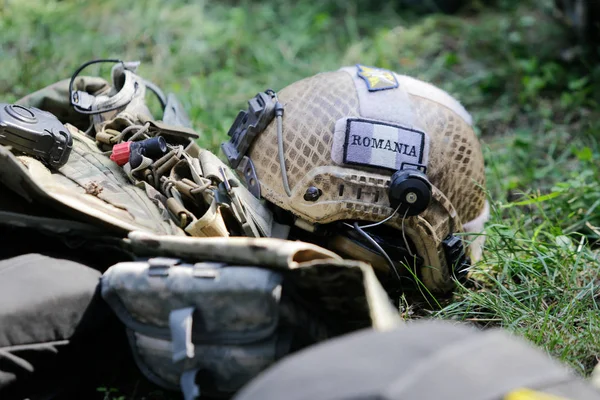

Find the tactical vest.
[{"left": 8, "top": 61, "right": 274, "bottom": 241}]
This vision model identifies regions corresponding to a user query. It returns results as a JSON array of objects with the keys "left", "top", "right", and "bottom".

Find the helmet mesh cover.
[{"left": 247, "top": 66, "right": 486, "bottom": 225}]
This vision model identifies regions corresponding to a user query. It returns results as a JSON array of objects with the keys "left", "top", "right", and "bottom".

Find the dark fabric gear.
[
  {"left": 233, "top": 320, "right": 600, "bottom": 400},
  {"left": 0, "top": 253, "right": 137, "bottom": 400},
  {"left": 0, "top": 182, "right": 134, "bottom": 273}
]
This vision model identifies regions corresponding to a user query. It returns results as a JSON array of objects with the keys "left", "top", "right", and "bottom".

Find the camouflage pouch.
[{"left": 101, "top": 231, "right": 400, "bottom": 399}]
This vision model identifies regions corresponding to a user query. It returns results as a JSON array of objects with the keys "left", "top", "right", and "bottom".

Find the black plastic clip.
[
  {"left": 221, "top": 91, "right": 277, "bottom": 169},
  {"left": 147, "top": 257, "right": 181, "bottom": 277},
  {"left": 442, "top": 234, "right": 470, "bottom": 282}
]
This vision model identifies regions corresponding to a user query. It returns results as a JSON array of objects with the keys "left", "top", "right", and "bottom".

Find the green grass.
[{"left": 2, "top": 0, "right": 600, "bottom": 395}]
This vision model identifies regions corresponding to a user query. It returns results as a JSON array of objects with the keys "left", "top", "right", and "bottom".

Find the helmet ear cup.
[{"left": 387, "top": 169, "right": 432, "bottom": 217}]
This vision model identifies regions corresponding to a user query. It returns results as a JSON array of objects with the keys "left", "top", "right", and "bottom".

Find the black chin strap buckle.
[{"left": 442, "top": 234, "right": 470, "bottom": 282}]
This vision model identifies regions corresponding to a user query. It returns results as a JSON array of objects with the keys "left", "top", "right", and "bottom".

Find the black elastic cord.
[
  {"left": 353, "top": 222, "right": 402, "bottom": 282},
  {"left": 142, "top": 78, "right": 167, "bottom": 110},
  {"left": 68, "top": 58, "right": 124, "bottom": 115}
]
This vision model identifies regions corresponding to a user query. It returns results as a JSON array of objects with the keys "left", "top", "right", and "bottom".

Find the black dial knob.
[{"left": 388, "top": 169, "right": 432, "bottom": 217}]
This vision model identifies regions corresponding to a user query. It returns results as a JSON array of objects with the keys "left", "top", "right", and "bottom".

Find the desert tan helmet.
[{"left": 221, "top": 64, "right": 489, "bottom": 295}]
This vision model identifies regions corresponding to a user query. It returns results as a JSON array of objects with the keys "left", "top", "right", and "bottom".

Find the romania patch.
[
  {"left": 356, "top": 64, "right": 399, "bottom": 92},
  {"left": 342, "top": 118, "right": 427, "bottom": 172},
  {"left": 504, "top": 388, "right": 572, "bottom": 400}
]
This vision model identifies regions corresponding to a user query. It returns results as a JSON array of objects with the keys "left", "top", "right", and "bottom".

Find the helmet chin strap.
[
  {"left": 330, "top": 182, "right": 466, "bottom": 290},
  {"left": 327, "top": 235, "right": 394, "bottom": 273},
  {"left": 339, "top": 203, "right": 422, "bottom": 284},
  {"left": 413, "top": 184, "right": 474, "bottom": 288},
  {"left": 351, "top": 221, "right": 401, "bottom": 281},
  {"left": 429, "top": 184, "right": 464, "bottom": 238}
]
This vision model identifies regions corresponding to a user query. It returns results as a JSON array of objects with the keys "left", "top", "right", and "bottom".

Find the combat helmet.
[{"left": 221, "top": 65, "right": 489, "bottom": 295}]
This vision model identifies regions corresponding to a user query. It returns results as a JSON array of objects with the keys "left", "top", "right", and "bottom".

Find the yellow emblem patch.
[
  {"left": 504, "top": 388, "right": 572, "bottom": 400},
  {"left": 356, "top": 64, "right": 399, "bottom": 92}
]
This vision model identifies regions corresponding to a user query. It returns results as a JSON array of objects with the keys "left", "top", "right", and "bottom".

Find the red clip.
[{"left": 110, "top": 142, "right": 132, "bottom": 166}]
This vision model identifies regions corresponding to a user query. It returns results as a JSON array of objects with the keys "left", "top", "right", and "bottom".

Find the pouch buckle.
[{"left": 147, "top": 257, "right": 181, "bottom": 277}]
